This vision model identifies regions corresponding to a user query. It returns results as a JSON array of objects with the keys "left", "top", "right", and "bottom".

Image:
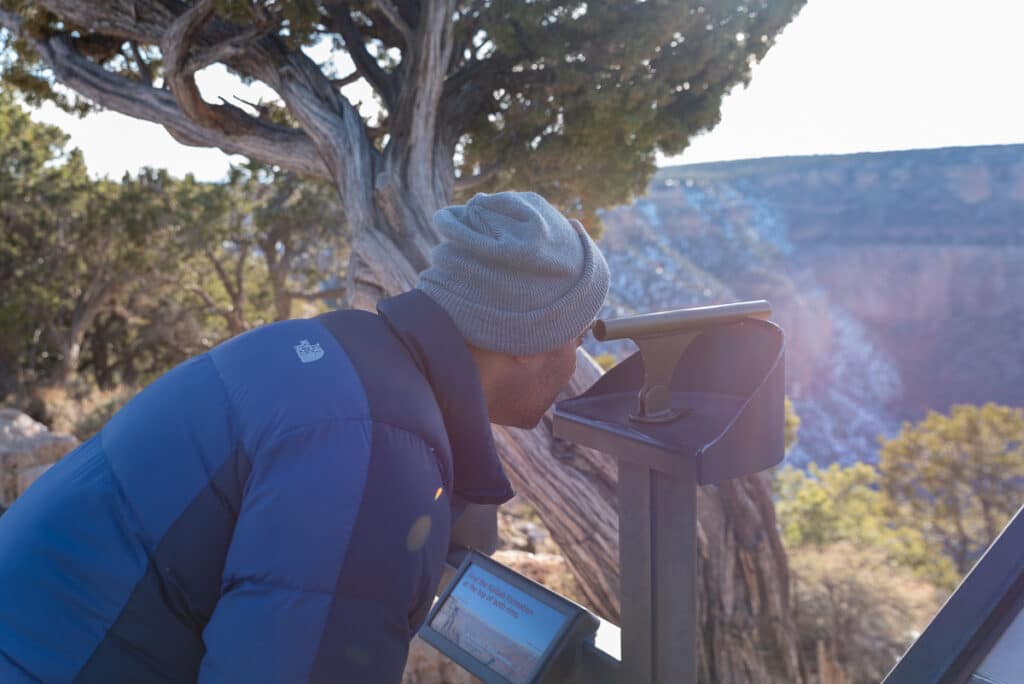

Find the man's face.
[{"left": 492, "top": 330, "right": 588, "bottom": 429}]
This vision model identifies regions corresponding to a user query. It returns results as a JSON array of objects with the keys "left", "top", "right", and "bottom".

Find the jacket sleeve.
[{"left": 198, "top": 420, "right": 451, "bottom": 684}]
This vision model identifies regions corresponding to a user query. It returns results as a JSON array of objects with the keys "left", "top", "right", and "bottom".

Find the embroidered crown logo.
[{"left": 294, "top": 339, "right": 325, "bottom": 363}]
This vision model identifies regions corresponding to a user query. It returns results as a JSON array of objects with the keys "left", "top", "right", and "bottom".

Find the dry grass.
[
  {"left": 30, "top": 383, "right": 139, "bottom": 440},
  {"left": 790, "top": 542, "right": 943, "bottom": 683}
]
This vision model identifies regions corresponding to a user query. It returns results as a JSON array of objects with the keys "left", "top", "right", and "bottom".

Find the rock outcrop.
[{"left": 0, "top": 409, "right": 78, "bottom": 509}]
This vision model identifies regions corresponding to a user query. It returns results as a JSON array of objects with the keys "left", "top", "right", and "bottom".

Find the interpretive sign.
[{"left": 420, "top": 551, "right": 597, "bottom": 684}]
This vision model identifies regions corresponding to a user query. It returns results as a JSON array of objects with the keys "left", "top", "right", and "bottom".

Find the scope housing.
[{"left": 592, "top": 300, "right": 771, "bottom": 341}]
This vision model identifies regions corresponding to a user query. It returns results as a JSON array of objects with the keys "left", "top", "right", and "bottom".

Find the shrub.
[{"left": 790, "top": 542, "right": 941, "bottom": 684}]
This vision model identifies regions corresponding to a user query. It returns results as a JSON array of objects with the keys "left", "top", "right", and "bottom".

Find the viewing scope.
[
  {"left": 590, "top": 300, "right": 772, "bottom": 424},
  {"left": 592, "top": 299, "right": 771, "bottom": 342}
]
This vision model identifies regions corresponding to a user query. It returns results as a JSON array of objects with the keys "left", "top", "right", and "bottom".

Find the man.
[{"left": 0, "top": 191, "right": 610, "bottom": 682}]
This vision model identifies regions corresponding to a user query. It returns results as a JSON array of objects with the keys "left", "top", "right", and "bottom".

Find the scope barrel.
[{"left": 592, "top": 300, "right": 771, "bottom": 341}]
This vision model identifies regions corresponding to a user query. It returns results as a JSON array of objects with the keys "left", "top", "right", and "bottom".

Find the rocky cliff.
[{"left": 593, "top": 144, "right": 1024, "bottom": 465}]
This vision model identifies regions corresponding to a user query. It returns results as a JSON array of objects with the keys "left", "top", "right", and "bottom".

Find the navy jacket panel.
[
  {"left": 197, "top": 419, "right": 373, "bottom": 682},
  {"left": 308, "top": 421, "right": 451, "bottom": 682},
  {"left": 377, "top": 290, "right": 514, "bottom": 504},
  {"left": 314, "top": 308, "right": 451, "bottom": 483}
]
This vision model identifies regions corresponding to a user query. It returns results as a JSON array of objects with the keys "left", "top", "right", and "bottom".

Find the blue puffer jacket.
[{"left": 0, "top": 290, "right": 514, "bottom": 683}]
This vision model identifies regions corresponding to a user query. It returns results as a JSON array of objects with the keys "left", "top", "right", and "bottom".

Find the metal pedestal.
[{"left": 619, "top": 459, "right": 698, "bottom": 683}]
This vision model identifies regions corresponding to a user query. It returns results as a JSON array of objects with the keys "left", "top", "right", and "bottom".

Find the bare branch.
[
  {"left": 321, "top": 1, "right": 397, "bottom": 110},
  {"left": 0, "top": 8, "right": 24, "bottom": 35},
  {"left": 371, "top": 0, "right": 413, "bottom": 47},
  {"left": 288, "top": 286, "right": 348, "bottom": 301},
  {"left": 0, "top": 11, "right": 330, "bottom": 180},
  {"left": 186, "top": 285, "right": 229, "bottom": 317},
  {"left": 14, "top": 2, "right": 399, "bottom": 287},
  {"left": 110, "top": 304, "right": 150, "bottom": 327},
  {"left": 330, "top": 71, "right": 363, "bottom": 88},
  {"left": 184, "top": 11, "right": 279, "bottom": 74},
  {"left": 378, "top": 0, "right": 456, "bottom": 233},
  {"left": 233, "top": 242, "right": 250, "bottom": 309},
  {"left": 34, "top": 0, "right": 172, "bottom": 44},
  {"left": 129, "top": 41, "right": 153, "bottom": 87},
  {"left": 162, "top": 0, "right": 235, "bottom": 132},
  {"left": 454, "top": 162, "right": 500, "bottom": 192},
  {"left": 205, "top": 248, "right": 238, "bottom": 303}
]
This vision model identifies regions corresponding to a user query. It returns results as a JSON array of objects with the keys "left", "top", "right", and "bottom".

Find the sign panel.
[
  {"left": 970, "top": 608, "right": 1024, "bottom": 684},
  {"left": 421, "top": 552, "right": 589, "bottom": 684}
]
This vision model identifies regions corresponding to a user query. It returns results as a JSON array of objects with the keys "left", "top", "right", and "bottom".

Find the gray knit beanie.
[{"left": 416, "top": 191, "right": 610, "bottom": 356}]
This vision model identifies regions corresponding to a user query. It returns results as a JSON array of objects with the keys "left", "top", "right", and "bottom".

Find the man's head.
[{"left": 417, "top": 191, "right": 610, "bottom": 428}]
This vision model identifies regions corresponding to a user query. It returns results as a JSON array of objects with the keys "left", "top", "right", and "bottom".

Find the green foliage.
[
  {"left": 777, "top": 462, "right": 883, "bottom": 548},
  {"left": 777, "top": 402, "right": 1024, "bottom": 590},
  {"left": 879, "top": 403, "right": 1024, "bottom": 575},
  {"left": 774, "top": 461, "right": 954, "bottom": 585},
  {"left": 774, "top": 464, "right": 958, "bottom": 589},
  {"left": 171, "top": 162, "right": 347, "bottom": 341},
  {"left": 0, "top": 96, "right": 347, "bottom": 395},
  {"left": 0, "top": 90, "right": 91, "bottom": 388},
  {"left": 784, "top": 396, "right": 799, "bottom": 452},
  {"left": 458, "top": 0, "right": 806, "bottom": 226}
]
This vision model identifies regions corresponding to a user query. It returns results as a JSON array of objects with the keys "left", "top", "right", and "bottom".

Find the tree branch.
[
  {"left": 454, "top": 162, "right": 500, "bottom": 192},
  {"left": 34, "top": 0, "right": 172, "bottom": 44},
  {"left": 233, "top": 242, "right": 250, "bottom": 309},
  {"left": 163, "top": 0, "right": 264, "bottom": 135},
  {"left": 186, "top": 285, "right": 230, "bottom": 318},
  {"left": 288, "top": 286, "right": 348, "bottom": 301},
  {"left": 0, "top": 10, "right": 331, "bottom": 180},
  {"left": 375, "top": 0, "right": 456, "bottom": 245},
  {"left": 183, "top": 7, "right": 279, "bottom": 75},
  {"left": 129, "top": 41, "right": 153, "bottom": 87},
  {"left": 321, "top": 1, "right": 397, "bottom": 110},
  {"left": 15, "top": 2, "right": 411, "bottom": 295},
  {"left": 0, "top": 8, "right": 24, "bottom": 37},
  {"left": 205, "top": 249, "right": 238, "bottom": 303},
  {"left": 371, "top": 0, "right": 414, "bottom": 47},
  {"left": 330, "top": 71, "right": 363, "bottom": 88}
]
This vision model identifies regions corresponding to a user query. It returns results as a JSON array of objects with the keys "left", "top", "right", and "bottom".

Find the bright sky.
[{"left": 29, "top": 0, "right": 1024, "bottom": 181}]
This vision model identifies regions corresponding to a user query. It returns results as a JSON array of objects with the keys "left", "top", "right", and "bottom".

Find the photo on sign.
[{"left": 429, "top": 564, "right": 570, "bottom": 684}]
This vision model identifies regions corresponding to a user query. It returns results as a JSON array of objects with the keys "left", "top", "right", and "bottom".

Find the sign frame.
[
  {"left": 419, "top": 550, "right": 596, "bottom": 684},
  {"left": 884, "top": 505, "right": 1024, "bottom": 684}
]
